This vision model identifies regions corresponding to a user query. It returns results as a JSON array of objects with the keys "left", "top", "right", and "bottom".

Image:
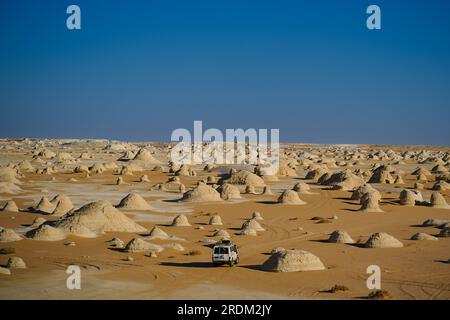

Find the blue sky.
[{"left": 1, "top": 0, "right": 449, "bottom": 145}]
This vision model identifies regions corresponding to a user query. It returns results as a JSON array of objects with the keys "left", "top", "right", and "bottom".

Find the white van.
[{"left": 212, "top": 240, "right": 239, "bottom": 266}]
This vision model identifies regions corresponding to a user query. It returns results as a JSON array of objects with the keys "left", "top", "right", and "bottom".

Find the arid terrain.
[{"left": 0, "top": 138, "right": 449, "bottom": 300}]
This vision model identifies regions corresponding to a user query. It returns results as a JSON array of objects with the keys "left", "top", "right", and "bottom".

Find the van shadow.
[
  {"left": 239, "top": 265, "right": 268, "bottom": 272},
  {"left": 346, "top": 243, "right": 366, "bottom": 248},
  {"left": 160, "top": 262, "right": 215, "bottom": 268},
  {"left": 162, "top": 199, "right": 181, "bottom": 203},
  {"left": 255, "top": 201, "right": 278, "bottom": 204},
  {"left": 309, "top": 239, "right": 330, "bottom": 244},
  {"left": 341, "top": 201, "right": 359, "bottom": 206},
  {"left": 333, "top": 197, "right": 352, "bottom": 201}
]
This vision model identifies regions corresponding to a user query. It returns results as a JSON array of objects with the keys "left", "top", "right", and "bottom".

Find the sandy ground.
[{"left": 0, "top": 141, "right": 449, "bottom": 300}]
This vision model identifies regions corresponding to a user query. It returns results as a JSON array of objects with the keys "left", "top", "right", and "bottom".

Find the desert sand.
[{"left": 0, "top": 139, "right": 449, "bottom": 300}]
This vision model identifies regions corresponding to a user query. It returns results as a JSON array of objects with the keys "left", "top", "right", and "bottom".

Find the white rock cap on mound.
[
  {"left": 118, "top": 150, "right": 136, "bottom": 161},
  {"left": 123, "top": 238, "right": 163, "bottom": 253},
  {"left": 16, "top": 160, "right": 34, "bottom": 172},
  {"left": 209, "top": 214, "right": 223, "bottom": 225},
  {"left": 328, "top": 230, "right": 355, "bottom": 244},
  {"left": 293, "top": 182, "right": 314, "bottom": 194},
  {"left": 245, "top": 184, "right": 257, "bottom": 194},
  {"left": 430, "top": 192, "right": 450, "bottom": 209},
  {"left": 53, "top": 200, "right": 146, "bottom": 236},
  {"left": 239, "top": 226, "right": 257, "bottom": 236},
  {"left": 218, "top": 184, "right": 242, "bottom": 200},
  {"left": 51, "top": 194, "right": 74, "bottom": 216},
  {"left": 34, "top": 196, "right": 56, "bottom": 214},
  {"left": 0, "top": 228, "right": 22, "bottom": 242},
  {"left": 331, "top": 173, "right": 365, "bottom": 191},
  {"left": 7, "top": 257, "right": 26, "bottom": 269},
  {"left": 26, "top": 224, "right": 66, "bottom": 241},
  {"left": 116, "top": 193, "right": 151, "bottom": 210},
  {"left": 162, "top": 178, "right": 186, "bottom": 193},
  {"left": 278, "top": 164, "right": 297, "bottom": 177},
  {"left": 89, "top": 163, "right": 105, "bottom": 174},
  {"left": 106, "top": 237, "right": 125, "bottom": 248},
  {"left": 132, "top": 148, "right": 162, "bottom": 164},
  {"left": 278, "top": 190, "right": 306, "bottom": 205},
  {"left": 0, "top": 167, "right": 22, "bottom": 194},
  {"left": 262, "top": 185, "right": 273, "bottom": 195},
  {"left": 411, "top": 167, "right": 431, "bottom": 176},
  {"left": 359, "top": 192, "right": 383, "bottom": 212},
  {"left": 0, "top": 267, "right": 11, "bottom": 275},
  {"left": 29, "top": 217, "right": 47, "bottom": 229},
  {"left": 241, "top": 218, "right": 265, "bottom": 232},
  {"left": 1, "top": 200, "right": 19, "bottom": 212},
  {"left": 252, "top": 211, "right": 264, "bottom": 221},
  {"left": 433, "top": 180, "right": 450, "bottom": 191},
  {"left": 226, "top": 170, "right": 266, "bottom": 187},
  {"left": 399, "top": 189, "right": 417, "bottom": 206},
  {"left": 74, "top": 165, "right": 89, "bottom": 174},
  {"left": 262, "top": 249, "right": 325, "bottom": 272},
  {"left": 180, "top": 183, "right": 222, "bottom": 202},
  {"left": 394, "top": 175, "right": 405, "bottom": 184},
  {"left": 410, "top": 233, "right": 438, "bottom": 241},
  {"left": 174, "top": 165, "right": 196, "bottom": 177},
  {"left": 146, "top": 226, "right": 170, "bottom": 240},
  {"left": 351, "top": 184, "right": 380, "bottom": 201},
  {"left": 171, "top": 214, "right": 191, "bottom": 227},
  {"left": 365, "top": 232, "right": 403, "bottom": 248}
]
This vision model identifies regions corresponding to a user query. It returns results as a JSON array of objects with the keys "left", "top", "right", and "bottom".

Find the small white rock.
[{"left": 0, "top": 267, "right": 11, "bottom": 275}]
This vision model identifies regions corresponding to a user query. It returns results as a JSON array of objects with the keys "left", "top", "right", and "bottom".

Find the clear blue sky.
[{"left": 1, "top": 0, "right": 449, "bottom": 145}]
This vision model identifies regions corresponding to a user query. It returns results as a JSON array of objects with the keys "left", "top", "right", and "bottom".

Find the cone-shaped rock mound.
[
  {"left": 209, "top": 214, "right": 223, "bottom": 225},
  {"left": 51, "top": 194, "right": 74, "bottom": 216},
  {"left": 217, "top": 183, "right": 242, "bottom": 200},
  {"left": 359, "top": 193, "right": 383, "bottom": 212},
  {"left": 132, "top": 148, "right": 162, "bottom": 164},
  {"left": 146, "top": 226, "right": 170, "bottom": 240},
  {"left": 171, "top": 214, "right": 191, "bottom": 226},
  {"left": 262, "top": 249, "right": 325, "bottom": 272},
  {"left": 225, "top": 170, "right": 265, "bottom": 187},
  {"left": 116, "top": 193, "right": 151, "bottom": 210},
  {"left": 241, "top": 218, "right": 265, "bottom": 232},
  {"left": 0, "top": 228, "right": 22, "bottom": 242},
  {"left": 410, "top": 232, "right": 438, "bottom": 241},
  {"left": 180, "top": 183, "right": 222, "bottom": 202},
  {"left": 123, "top": 238, "right": 163, "bottom": 253},
  {"left": 430, "top": 192, "right": 449, "bottom": 209},
  {"left": 26, "top": 224, "right": 66, "bottom": 241},
  {"left": 278, "top": 190, "right": 306, "bottom": 205},
  {"left": 328, "top": 230, "right": 355, "bottom": 244},
  {"left": 54, "top": 200, "right": 146, "bottom": 235},
  {"left": 1, "top": 200, "right": 19, "bottom": 212},
  {"left": 365, "top": 232, "right": 403, "bottom": 248}
]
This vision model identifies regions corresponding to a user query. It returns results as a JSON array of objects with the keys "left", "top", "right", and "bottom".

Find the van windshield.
[{"left": 214, "top": 247, "right": 229, "bottom": 254}]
